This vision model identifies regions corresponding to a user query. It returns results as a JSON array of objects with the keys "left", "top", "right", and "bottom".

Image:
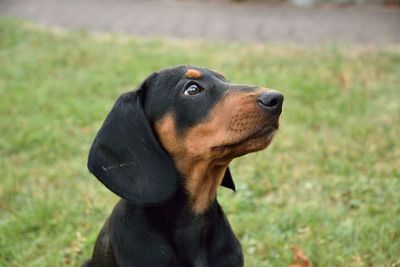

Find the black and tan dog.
[{"left": 83, "top": 65, "right": 283, "bottom": 267}]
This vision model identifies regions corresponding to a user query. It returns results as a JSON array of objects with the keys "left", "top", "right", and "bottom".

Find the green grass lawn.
[{"left": 0, "top": 19, "right": 399, "bottom": 267}]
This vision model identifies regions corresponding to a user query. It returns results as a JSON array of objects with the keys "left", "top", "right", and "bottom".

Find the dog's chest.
[{"left": 171, "top": 216, "right": 212, "bottom": 266}]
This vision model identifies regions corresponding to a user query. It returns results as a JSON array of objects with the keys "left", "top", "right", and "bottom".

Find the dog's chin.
[
  {"left": 212, "top": 126, "right": 278, "bottom": 159},
  {"left": 229, "top": 127, "right": 277, "bottom": 157}
]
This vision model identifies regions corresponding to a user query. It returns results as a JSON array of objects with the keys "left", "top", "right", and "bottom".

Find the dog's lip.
[
  {"left": 212, "top": 123, "right": 278, "bottom": 151},
  {"left": 246, "top": 125, "right": 277, "bottom": 140}
]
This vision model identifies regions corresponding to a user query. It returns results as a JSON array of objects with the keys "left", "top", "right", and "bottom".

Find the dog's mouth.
[
  {"left": 212, "top": 122, "right": 279, "bottom": 152},
  {"left": 233, "top": 124, "right": 277, "bottom": 146}
]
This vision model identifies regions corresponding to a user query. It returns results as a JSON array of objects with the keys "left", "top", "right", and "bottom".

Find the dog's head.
[{"left": 88, "top": 65, "right": 283, "bottom": 213}]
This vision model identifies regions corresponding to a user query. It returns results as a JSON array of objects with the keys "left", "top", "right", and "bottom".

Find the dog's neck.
[
  {"left": 159, "top": 185, "right": 219, "bottom": 228},
  {"left": 153, "top": 113, "right": 231, "bottom": 214},
  {"left": 174, "top": 157, "right": 230, "bottom": 214}
]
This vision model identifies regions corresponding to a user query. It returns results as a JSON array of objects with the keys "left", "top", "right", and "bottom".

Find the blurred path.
[{"left": 0, "top": 0, "right": 399, "bottom": 45}]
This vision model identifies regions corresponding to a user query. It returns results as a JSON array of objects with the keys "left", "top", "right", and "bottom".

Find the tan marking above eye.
[{"left": 185, "top": 69, "right": 202, "bottom": 79}]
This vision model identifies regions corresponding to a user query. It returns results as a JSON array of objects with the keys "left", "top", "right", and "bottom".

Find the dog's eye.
[{"left": 184, "top": 84, "right": 204, "bottom": 96}]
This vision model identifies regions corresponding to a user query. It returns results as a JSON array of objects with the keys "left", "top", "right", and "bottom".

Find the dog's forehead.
[
  {"left": 185, "top": 69, "right": 202, "bottom": 79},
  {"left": 157, "top": 65, "right": 225, "bottom": 82},
  {"left": 184, "top": 67, "right": 225, "bottom": 80}
]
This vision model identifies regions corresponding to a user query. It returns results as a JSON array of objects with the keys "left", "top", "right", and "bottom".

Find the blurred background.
[
  {"left": 0, "top": 0, "right": 399, "bottom": 266},
  {"left": 1, "top": 0, "right": 399, "bottom": 44}
]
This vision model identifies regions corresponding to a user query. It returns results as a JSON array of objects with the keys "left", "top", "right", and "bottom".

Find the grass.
[{"left": 0, "top": 19, "right": 399, "bottom": 267}]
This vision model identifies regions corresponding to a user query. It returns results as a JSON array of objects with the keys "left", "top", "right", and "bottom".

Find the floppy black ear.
[
  {"left": 88, "top": 82, "right": 178, "bottom": 206},
  {"left": 221, "top": 168, "right": 236, "bottom": 191}
]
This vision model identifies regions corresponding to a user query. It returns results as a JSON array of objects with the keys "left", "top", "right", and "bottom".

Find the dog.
[{"left": 82, "top": 65, "right": 283, "bottom": 267}]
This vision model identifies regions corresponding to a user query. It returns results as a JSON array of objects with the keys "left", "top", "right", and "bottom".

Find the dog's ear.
[
  {"left": 221, "top": 168, "right": 235, "bottom": 191},
  {"left": 88, "top": 76, "right": 178, "bottom": 206}
]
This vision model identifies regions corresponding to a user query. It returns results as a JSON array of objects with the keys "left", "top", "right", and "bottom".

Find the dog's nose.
[{"left": 258, "top": 91, "right": 284, "bottom": 114}]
